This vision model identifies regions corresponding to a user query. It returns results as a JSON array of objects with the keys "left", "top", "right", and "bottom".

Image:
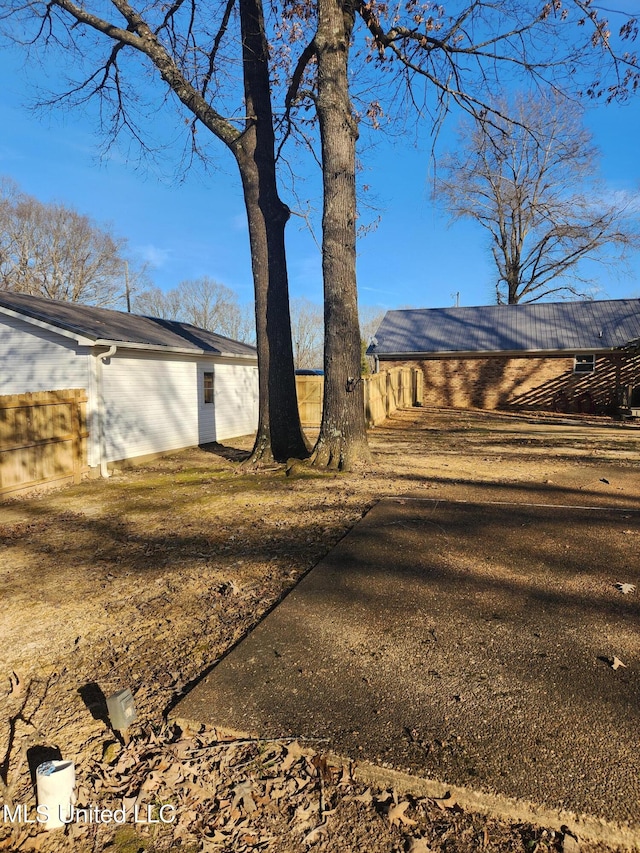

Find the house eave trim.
[
  {"left": 0, "top": 305, "right": 95, "bottom": 346},
  {"left": 376, "top": 347, "right": 622, "bottom": 360},
  {"left": 0, "top": 304, "right": 255, "bottom": 359},
  {"left": 93, "top": 339, "right": 257, "bottom": 360}
]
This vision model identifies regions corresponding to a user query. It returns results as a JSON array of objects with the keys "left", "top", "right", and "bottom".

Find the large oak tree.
[
  {"left": 1, "top": 0, "right": 308, "bottom": 463},
  {"left": 313, "top": 0, "right": 371, "bottom": 468}
]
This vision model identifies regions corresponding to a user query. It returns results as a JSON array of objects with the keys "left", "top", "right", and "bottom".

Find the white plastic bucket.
[{"left": 36, "top": 760, "right": 75, "bottom": 830}]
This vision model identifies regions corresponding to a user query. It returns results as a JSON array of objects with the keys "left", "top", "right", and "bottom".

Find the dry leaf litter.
[{"left": 1, "top": 408, "right": 637, "bottom": 853}]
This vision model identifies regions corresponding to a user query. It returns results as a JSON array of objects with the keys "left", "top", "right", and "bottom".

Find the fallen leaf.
[
  {"left": 19, "top": 833, "right": 49, "bottom": 851},
  {"left": 202, "top": 831, "right": 230, "bottom": 846},
  {"left": 406, "top": 838, "right": 433, "bottom": 853},
  {"left": 612, "top": 657, "right": 627, "bottom": 671},
  {"left": 101, "top": 741, "right": 121, "bottom": 764},
  {"left": 561, "top": 827, "right": 580, "bottom": 853},
  {"left": 292, "top": 801, "right": 318, "bottom": 828},
  {"left": 352, "top": 788, "right": 373, "bottom": 804},
  {"left": 75, "top": 785, "right": 91, "bottom": 804},
  {"left": 615, "top": 582, "right": 636, "bottom": 595},
  {"left": 265, "top": 781, "right": 287, "bottom": 802},
  {"left": 200, "top": 843, "right": 220, "bottom": 852},
  {"left": 122, "top": 796, "right": 137, "bottom": 813},
  {"left": 302, "top": 824, "right": 328, "bottom": 845},
  {"left": 170, "top": 738, "right": 196, "bottom": 760},
  {"left": 433, "top": 792, "right": 459, "bottom": 811},
  {"left": 114, "top": 751, "right": 137, "bottom": 774},
  {"left": 386, "top": 800, "right": 417, "bottom": 827},
  {"left": 162, "top": 762, "right": 185, "bottom": 787},
  {"left": 282, "top": 740, "right": 306, "bottom": 772},
  {"left": 182, "top": 781, "right": 213, "bottom": 802},
  {"left": 231, "top": 780, "right": 257, "bottom": 813},
  {"left": 337, "top": 764, "right": 353, "bottom": 786},
  {"left": 8, "top": 671, "right": 22, "bottom": 697},
  {"left": 374, "top": 790, "right": 393, "bottom": 805},
  {"left": 139, "top": 771, "right": 163, "bottom": 795},
  {"left": 311, "top": 754, "right": 335, "bottom": 782}
]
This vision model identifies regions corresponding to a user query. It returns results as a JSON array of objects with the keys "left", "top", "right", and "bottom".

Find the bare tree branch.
[{"left": 433, "top": 92, "right": 640, "bottom": 304}]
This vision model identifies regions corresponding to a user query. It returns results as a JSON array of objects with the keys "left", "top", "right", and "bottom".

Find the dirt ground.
[{"left": 0, "top": 407, "right": 638, "bottom": 853}]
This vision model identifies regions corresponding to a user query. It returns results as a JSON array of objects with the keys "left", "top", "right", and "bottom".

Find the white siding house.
[
  {"left": 0, "top": 309, "right": 92, "bottom": 392},
  {"left": 0, "top": 292, "right": 259, "bottom": 474}
]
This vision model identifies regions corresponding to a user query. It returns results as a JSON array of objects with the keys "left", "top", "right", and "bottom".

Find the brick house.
[{"left": 367, "top": 299, "right": 640, "bottom": 414}]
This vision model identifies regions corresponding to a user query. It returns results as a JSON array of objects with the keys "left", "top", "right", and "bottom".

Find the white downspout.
[{"left": 96, "top": 345, "right": 117, "bottom": 478}]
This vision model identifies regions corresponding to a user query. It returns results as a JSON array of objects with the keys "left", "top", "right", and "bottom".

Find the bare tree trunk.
[
  {"left": 312, "top": 0, "right": 371, "bottom": 470},
  {"left": 238, "top": 0, "right": 309, "bottom": 463},
  {"left": 507, "top": 267, "right": 520, "bottom": 304}
]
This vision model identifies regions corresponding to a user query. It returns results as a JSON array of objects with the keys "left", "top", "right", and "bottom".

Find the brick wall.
[{"left": 382, "top": 353, "right": 640, "bottom": 413}]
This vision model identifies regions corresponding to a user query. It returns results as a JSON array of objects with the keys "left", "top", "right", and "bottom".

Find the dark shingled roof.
[
  {"left": 0, "top": 291, "right": 257, "bottom": 358},
  {"left": 368, "top": 299, "right": 640, "bottom": 356}
]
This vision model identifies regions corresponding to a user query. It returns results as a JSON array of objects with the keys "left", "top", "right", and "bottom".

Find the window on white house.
[
  {"left": 574, "top": 355, "right": 595, "bottom": 374},
  {"left": 203, "top": 372, "right": 214, "bottom": 403}
]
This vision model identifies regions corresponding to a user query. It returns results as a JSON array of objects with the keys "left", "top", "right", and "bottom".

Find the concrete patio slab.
[{"left": 172, "top": 497, "right": 640, "bottom": 842}]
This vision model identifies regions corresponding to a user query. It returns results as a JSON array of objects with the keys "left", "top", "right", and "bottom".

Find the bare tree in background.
[
  {"left": 359, "top": 305, "right": 385, "bottom": 373},
  {"left": 132, "top": 285, "right": 183, "bottom": 320},
  {"left": 359, "top": 305, "right": 385, "bottom": 346},
  {"left": 180, "top": 277, "right": 239, "bottom": 332},
  {"left": 0, "top": 176, "right": 139, "bottom": 306},
  {"left": 290, "top": 297, "right": 323, "bottom": 368},
  {"left": 287, "top": 300, "right": 383, "bottom": 372},
  {"left": 434, "top": 94, "right": 640, "bottom": 305},
  {"left": 221, "top": 302, "right": 256, "bottom": 344},
  {"left": 134, "top": 277, "right": 255, "bottom": 342}
]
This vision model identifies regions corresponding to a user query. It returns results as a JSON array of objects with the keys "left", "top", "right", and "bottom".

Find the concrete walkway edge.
[{"left": 344, "top": 756, "right": 640, "bottom": 849}]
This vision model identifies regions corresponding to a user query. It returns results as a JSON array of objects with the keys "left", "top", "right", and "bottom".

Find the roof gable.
[
  {"left": 0, "top": 292, "right": 256, "bottom": 358},
  {"left": 369, "top": 299, "right": 640, "bottom": 356}
]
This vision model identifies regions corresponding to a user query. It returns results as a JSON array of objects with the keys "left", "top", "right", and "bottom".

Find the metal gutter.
[
  {"left": 92, "top": 338, "right": 206, "bottom": 356},
  {"left": 95, "top": 346, "right": 118, "bottom": 479},
  {"left": 91, "top": 339, "right": 257, "bottom": 360}
]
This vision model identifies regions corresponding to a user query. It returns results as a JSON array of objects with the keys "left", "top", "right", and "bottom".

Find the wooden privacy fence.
[
  {"left": 0, "top": 389, "right": 89, "bottom": 497},
  {"left": 296, "top": 375, "right": 325, "bottom": 427},
  {"left": 296, "top": 367, "right": 423, "bottom": 428}
]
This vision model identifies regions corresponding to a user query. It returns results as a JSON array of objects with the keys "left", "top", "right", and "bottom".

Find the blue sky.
[{"left": 1, "top": 37, "right": 640, "bottom": 315}]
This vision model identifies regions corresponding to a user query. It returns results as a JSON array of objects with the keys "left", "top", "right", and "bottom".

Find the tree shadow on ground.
[{"left": 199, "top": 441, "right": 252, "bottom": 464}]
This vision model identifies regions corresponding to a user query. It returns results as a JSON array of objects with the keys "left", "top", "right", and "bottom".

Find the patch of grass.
[
  {"left": 111, "top": 824, "right": 199, "bottom": 853},
  {"left": 111, "top": 826, "right": 152, "bottom": 853}
]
